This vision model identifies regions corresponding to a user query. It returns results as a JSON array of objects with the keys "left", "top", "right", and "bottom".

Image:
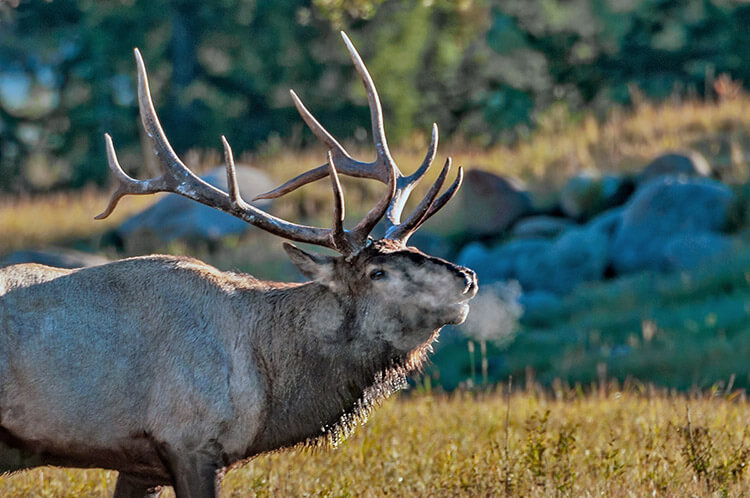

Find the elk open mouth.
[
  {"left": 448, "top": 302, "right": 471, "bottom": 325},
  {"left": 445, "top": 294, "right": 474, "bottom": 325}
]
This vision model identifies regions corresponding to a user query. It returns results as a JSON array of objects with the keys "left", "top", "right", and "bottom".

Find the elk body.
[{"left": 0, "top": 33, "right": 477, "bottom": 498}]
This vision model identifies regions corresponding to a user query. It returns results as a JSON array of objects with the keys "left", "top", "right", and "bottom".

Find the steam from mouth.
[{"left": 458, "top": 281, "right": 523, "bottom": 345}]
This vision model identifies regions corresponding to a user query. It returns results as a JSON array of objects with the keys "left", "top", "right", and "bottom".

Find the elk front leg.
[
  {"left": 113, "top": 473, "right": 162, "bottom": 498},
  {"left": 160, "top": 447, "right": 223, "bottom": 498}
]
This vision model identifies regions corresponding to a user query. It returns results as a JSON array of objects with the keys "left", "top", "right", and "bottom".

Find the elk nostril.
[{"left": 462, "top": 272, "right": 477, "bottom": 295}]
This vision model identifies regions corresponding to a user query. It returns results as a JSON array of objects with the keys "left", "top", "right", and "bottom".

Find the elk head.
[{"left": 97, "top": 32, "right": 477, "bottom": 353}]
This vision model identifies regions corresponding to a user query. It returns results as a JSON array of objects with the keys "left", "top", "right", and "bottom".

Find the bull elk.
[{"left": 0, "top": 32, "right": 477, "bottom": 497}]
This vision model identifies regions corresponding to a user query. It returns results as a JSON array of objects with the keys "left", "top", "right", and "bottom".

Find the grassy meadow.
[
  {"left": 3, "top": 389, "right": 750, "bottom": 496},
  {"left": 2, "top": 93, "right": 750, "bottom": 495}
]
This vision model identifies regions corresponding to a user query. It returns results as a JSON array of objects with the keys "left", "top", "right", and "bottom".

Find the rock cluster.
[{"left": 455, "top": 151, "right": 736, "bottom": 316}]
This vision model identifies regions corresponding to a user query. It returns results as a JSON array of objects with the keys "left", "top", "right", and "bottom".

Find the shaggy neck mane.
[
  {"left": 310, "top": 332, "right": 437, "bottom": 448},
  {"left": 246, "top": 283, "right": 439, "bottom": 455}
]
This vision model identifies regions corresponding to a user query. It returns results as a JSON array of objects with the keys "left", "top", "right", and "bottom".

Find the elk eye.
[{"left": 369, "top": 269, "right": 387, "bottom": 280}]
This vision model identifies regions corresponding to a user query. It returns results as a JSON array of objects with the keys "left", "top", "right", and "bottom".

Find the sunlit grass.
[
  {"left": 0, "top": 188, "right": 152, "bottom": 257},
  {"left": 452, "top": 94, "right": 750, "bottom": 186},
  {"left": 2, "top": 389, "right": 750, "bottom": 496}
]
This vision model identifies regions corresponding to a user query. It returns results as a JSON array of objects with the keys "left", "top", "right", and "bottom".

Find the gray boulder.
[
  {"left": 116, "top": 165, "right": 275, "bottom": 244},
  {"left": 511, "top": 215, "right": 574, "bottom": 239},
  {"left": 457, "top": 241, "right": 493, "bottom": 271},
  {"left": 612, "top": 176, "right": 733, "bottom": 274},
  {"left": 580, "top": 206, "right": 625, "bottom": 265},
  {"left": 479, "top": 239, "right": 550, "bottom": 284},
  {"left": 458, "top": 227, "right": 608, "bottom": 295},
  {"left": 586, "top": 207, "right": 624, "bottom": 241},
  {"left": 640, "top": 151, "right": 711, "bottom": 183},
  {"left": 560, "top": 171, "right": 628, "bottom": 220},
  {"left": 662, "top": 232, "right": 732, "bottom": 270},
  {"left": 456, "top": 240, "right": 525, "bottom": 284},
  {"left": 425, "top": 169, "right": 533, "bottom": 238},
  {"left": 462, "top": 169, "right": 533, "bottom": 236},
  {"left": 515, "top": 228, "right": 609, "bottom": 294},
  {"left": 1, "top": 248, "right": 110, "bottom": 269}
]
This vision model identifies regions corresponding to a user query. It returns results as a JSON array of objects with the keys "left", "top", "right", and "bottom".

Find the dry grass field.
[{"left": 2, "top": 389, "right": 750, "bottom": 497}]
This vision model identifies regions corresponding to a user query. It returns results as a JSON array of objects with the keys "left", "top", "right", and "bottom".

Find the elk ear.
[{"left": 283, "top": 243, "right": 336, "bottom": 283}]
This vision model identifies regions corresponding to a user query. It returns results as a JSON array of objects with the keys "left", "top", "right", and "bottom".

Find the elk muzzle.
[
  {"left": 459, "top": 267, "right": 478, "bottom": 298},
  {"left": 441, "top": 265, "right": 478, "bottom": 325}
]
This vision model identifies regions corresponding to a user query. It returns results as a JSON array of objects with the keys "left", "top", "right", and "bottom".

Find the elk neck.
[{"left": 240, "top": 280, "right": 418, "bottom": 455}]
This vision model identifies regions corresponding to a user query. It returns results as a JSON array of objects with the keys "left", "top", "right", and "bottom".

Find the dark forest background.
[{"left": 0, "top": 0, "right": 748, "bottom": 192}]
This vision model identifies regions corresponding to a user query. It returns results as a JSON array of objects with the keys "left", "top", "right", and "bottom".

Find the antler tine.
[
  {"left": 408, "top": 122, "right": 439, "bottom": 185},
  {"left": 326, "top": 151, "right": 350, "bottom": 253},
  {"left": 423, "top": 166, "right": 463, "bottom": 221},
  {"left": 133, "top": 49, "right": 211, "bottom": 193},
  {"left": 94, "top": 133, "right": 167, "bottom": 219},
  {"left": 252, "top": 164, "right": 329, "bottom": 201},
  {"left": 221, "top": 135, "right": 248, "bottom": 208},
  {"left": 290, "top": 90, "right": 356, "bottom": 166},
  {"left": 388, "top": 160, "right": 464, "bottom": 244},
  {"left": 383, "top": 123, "right": 439, "bottom": 228},
  {"left": 340, "top": 31, "right": 394, "bottom": 172},
  {"left": 387, "top": 157, "right": 451, "bottom": 240}
]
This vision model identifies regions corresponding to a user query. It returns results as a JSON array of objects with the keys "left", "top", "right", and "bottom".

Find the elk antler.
[
  {"left": 254, "top": 31, "right": 463, "bottom": 245},
  {"left": 97, "top": 48, "right": 396, "bottom": 256}
]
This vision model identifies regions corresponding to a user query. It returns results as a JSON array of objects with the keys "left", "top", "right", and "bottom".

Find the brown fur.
[{"left": 0, "top": 241, "right": 476, "bottom": 497}]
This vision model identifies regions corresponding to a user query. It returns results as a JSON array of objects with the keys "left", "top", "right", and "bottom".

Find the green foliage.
[
  {"left": 598, "top": 430, "right": 626, "bottom": 481},
  {"left": 313, "top": 0, "right": 387, "bottom": 27},
  {"left": 2, "top": 1, "right": 749, "bottom": 192},
  {"left": 520, "top": 408, "right": 578, "bottom": 493},
  {"left": 551, "top": 422, "right": 577, "bottom": 494}
]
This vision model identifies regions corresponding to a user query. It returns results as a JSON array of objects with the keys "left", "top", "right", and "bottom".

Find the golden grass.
[
  {"left": 0, "top": 188, "right": 153, "bottom": 257},
  {"left": 258, "top": 93, "right": 750, "bottom": 189},
  {"left": 450, "top": 94, "right": 750, "bottom": 187},
  {"left": 2, "top": 389, "right": 750, "bottom": 496}
]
